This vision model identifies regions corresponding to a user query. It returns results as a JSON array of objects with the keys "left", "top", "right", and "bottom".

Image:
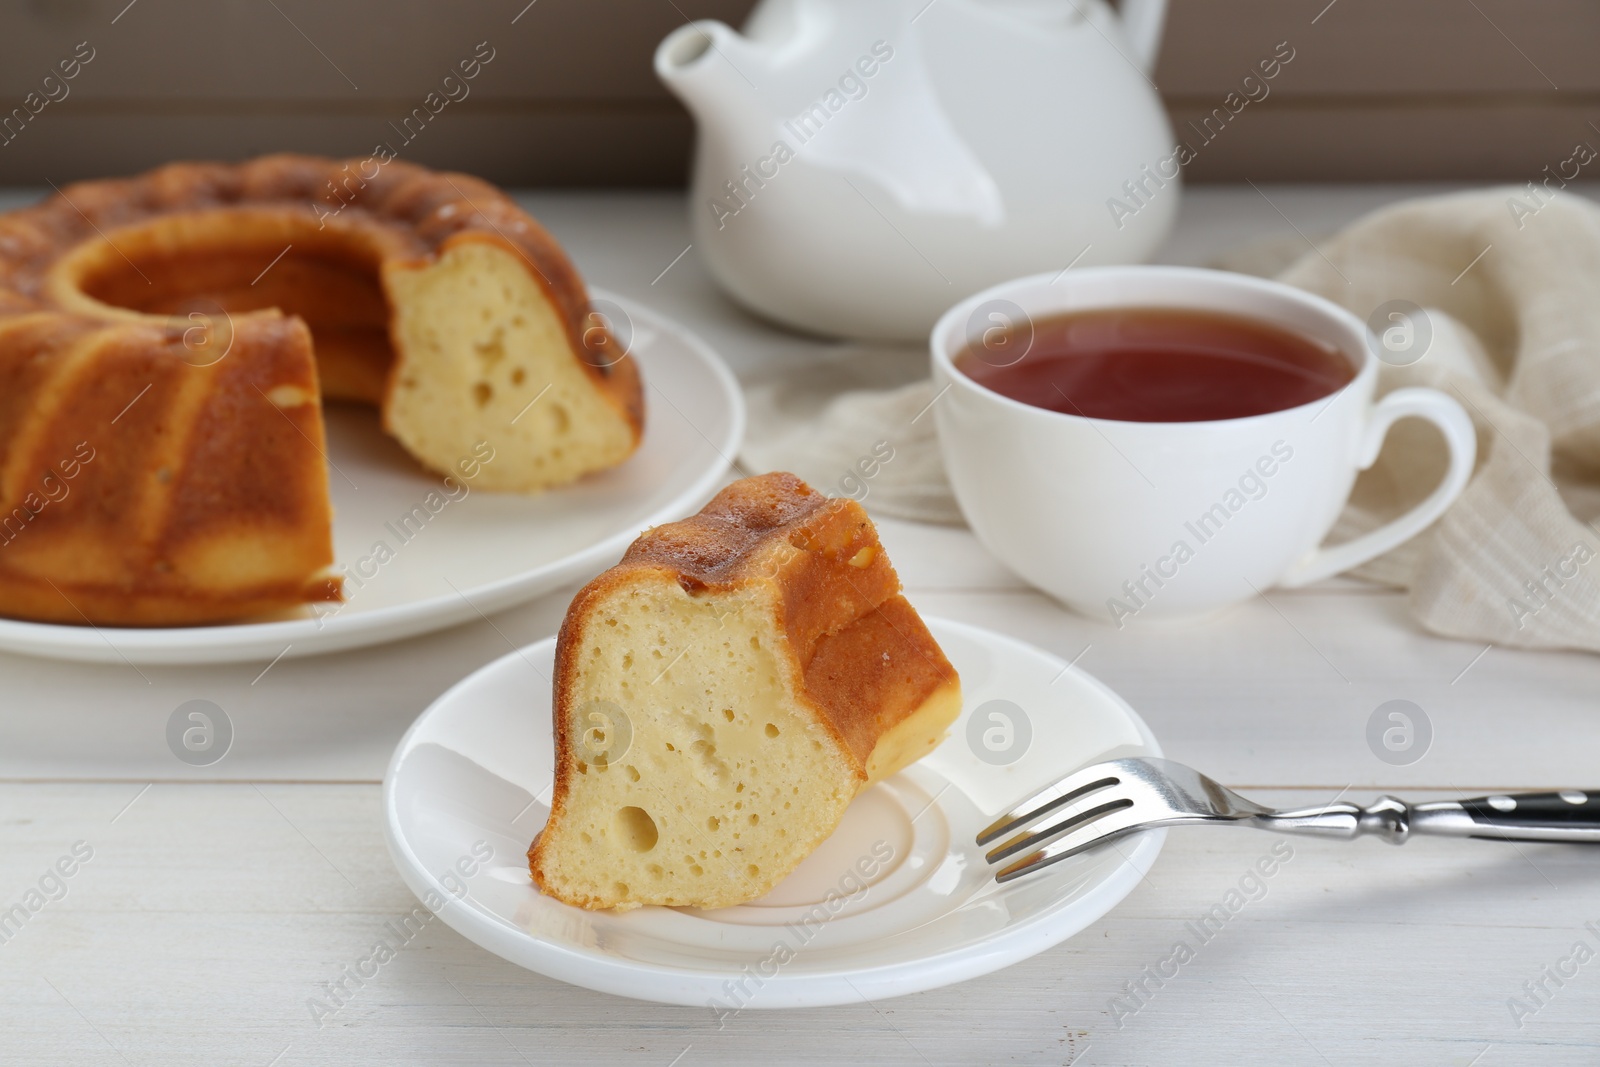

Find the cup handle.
[{"left": 1278, "top": 387, "right": 1477, "bottom": 588}]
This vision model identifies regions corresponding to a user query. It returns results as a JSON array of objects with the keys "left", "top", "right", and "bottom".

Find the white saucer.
[
  {"left": 0, "top": 291, "right": 744, "bottom": 665},
  {"left": 382, "top": 618, "right": 1164, "bottom": 1008}
]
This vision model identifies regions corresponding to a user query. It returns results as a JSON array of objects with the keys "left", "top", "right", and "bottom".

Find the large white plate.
[
  {"left": 382, "top": 618, "right": 1164, "bottom": 1008},
  {"left": 0, "top": 291, "right": 744, "bottom": 665}
]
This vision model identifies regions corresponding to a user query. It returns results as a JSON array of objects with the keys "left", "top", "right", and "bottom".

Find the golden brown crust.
[
  {"left": 0, "top": 154, "right": 643, "bottom": 625},
  {"left": 535, "top": 473, "right": 959, "bottom": 881},
  {"left": 801, "top": 593, "right": 955, "bottom": 770},
  {"left": 0, "top": 155, "right": 643, "bottom": 438},
  {"left": 0, "top": 311, "right": 340, "bottom": 625}
]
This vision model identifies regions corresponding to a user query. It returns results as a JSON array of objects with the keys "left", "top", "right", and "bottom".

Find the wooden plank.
[
  {"left": 5, "top": 102, "right": 1595, "bottom": 186},
  {"left": 914, "top": 585, "right": 1600, "bottom": 794},
  {"left": 4, "top": 575, "right": 1596, "bottom": 794},
  {"left": 1154, "top": 0, "right": 1600, "bottom": 96},
  {"left": 1, "top": 781, "right": 1594, "bottom": 1064},
  {"left": 1166, "top": 101, "right": 1600, "bottom": 182},
  {"left": 0, "top": 0, "right": 757, "bottom": 100},
  {"left": 0, "top": 109, "right": 695, "bottom": 187},
  {"left": 7, "top": 0, "right": 1591, "bottom": 103},
  {"left": 0, "top": 0, "right": 1598, "bottom": 183}
]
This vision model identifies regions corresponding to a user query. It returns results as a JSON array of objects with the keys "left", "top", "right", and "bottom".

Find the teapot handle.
[{"left": 1116, "top": 0, "right": 1168, "bottom": 74}]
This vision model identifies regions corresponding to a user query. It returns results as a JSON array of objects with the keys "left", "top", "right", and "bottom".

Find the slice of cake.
[{"left": 528, "top": 472, "right": 961, "bottom": 910}]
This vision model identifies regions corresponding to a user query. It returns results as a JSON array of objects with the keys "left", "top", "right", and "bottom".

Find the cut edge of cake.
[{"left": 381, "top": 236, "right": 643, "bottom": 493}]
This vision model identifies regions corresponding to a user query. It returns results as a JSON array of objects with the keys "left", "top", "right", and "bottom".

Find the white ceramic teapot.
[{"left": 655, "top": 0, "right": 1178, "bottom": 341}]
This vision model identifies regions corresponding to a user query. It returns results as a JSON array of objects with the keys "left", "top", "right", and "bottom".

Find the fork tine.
[
  {"left": 984, "top": 796, "right": 1134, "bottom": 864},
  {"left": 993, "top": 807, "right": 1152, "bottom": 882},
  {"left": 975, "top": 760, "right": 1126, "bottom": 847}
]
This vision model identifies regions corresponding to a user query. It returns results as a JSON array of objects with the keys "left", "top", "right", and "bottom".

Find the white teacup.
[{"left": 930, "top": 266, "right": 1477, "bottom": 624}]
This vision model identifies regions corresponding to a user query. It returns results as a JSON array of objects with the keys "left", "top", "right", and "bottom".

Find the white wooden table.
[{"left": 4, "top": 185, "right": 1600, "bottom": 1067}]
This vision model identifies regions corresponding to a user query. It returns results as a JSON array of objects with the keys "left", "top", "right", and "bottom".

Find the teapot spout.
[{"left": 654, "top": 21, "right": 769, "bottom": 121}]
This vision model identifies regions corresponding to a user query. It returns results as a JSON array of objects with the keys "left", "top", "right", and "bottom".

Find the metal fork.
[{"left": 978, "top": 757, "right": 1600, "bottom": 883}]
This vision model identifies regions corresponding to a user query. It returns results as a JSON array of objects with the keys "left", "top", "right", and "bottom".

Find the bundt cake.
[
  {"left": 0, "top": 155, "right": 644, "bottom": 626},
  {"left": 528, "top": 472, "right": 962, "bottom": 910}
]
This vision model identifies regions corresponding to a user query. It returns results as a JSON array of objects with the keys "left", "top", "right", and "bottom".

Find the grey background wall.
[{"left": 0, "top": 0, "right": 1593, "bottom": 186}]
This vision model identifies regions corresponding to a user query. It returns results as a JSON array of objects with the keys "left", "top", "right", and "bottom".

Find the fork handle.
[
  {"left": 1415, "top": 791, "right": 1600, "bottom": 843},
  {"left": 1255, "top": 791, "right": 1600, "bottom": 845}
]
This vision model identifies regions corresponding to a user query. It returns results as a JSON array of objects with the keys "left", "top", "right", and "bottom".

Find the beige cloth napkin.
[
  {"left": 739, "top": 188, "right": 1600, "bottom": 652},
  {"left": 740, "top": 342, "right": 964, "bottom": 524}
]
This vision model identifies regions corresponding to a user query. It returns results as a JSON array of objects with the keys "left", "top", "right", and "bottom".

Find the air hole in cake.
[
  {"left": 614, "top": 882, "right": 629, "bottom": 896},
  {"left": 722, "top": 709, "right": 735, "bottom": 723},
  {"left": 575, "top": 761, "right": 588, "bottom": 774},
  {"left": 746, "top": 865, "right": 760, "bottom": 878},
  {"left": 473, "top": 382, "right": 493, "bottom": 407},
  {"left": 764, "top": 723, "right": 779, "bottom": 738},
  {"left": 473, "top": 330, "right": 505, "bottom": 366},
  {"left": 551, "top": 404, "right": 570, "bottom": 432},
  {"left": 625, "top": 765, "right": 640, "bottom": 782},
  {"left": 511, "top": 367, "right": 526, "bottom": 385},
  {"left": 616, "top": 806, "right": 658, "bottom": 852},
  {"left": 707, "top": 816, "right": 720, "bottom": 831}
]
